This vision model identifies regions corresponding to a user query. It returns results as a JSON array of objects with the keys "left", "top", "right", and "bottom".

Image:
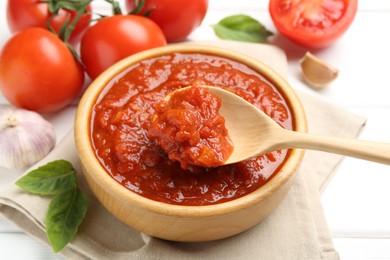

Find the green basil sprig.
[
  {"left": 16, "top": 160, "right": 88, "bottom": 253},
  {"left": 212, "top": 14, "right": 273, "bottom": 43}
]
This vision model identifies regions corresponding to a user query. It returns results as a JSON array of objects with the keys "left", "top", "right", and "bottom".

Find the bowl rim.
[{"left": 75, "top": 44, "right": 307, "bottom": 218}]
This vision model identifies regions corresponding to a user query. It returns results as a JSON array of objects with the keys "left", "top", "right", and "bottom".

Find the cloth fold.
[{"left": 0, "top": 41, "right": 366, "bottom": 259}]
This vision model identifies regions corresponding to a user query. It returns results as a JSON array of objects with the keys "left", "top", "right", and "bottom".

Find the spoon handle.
[{"left": 283, "top": 130, "right": 390, "bottom": 165}]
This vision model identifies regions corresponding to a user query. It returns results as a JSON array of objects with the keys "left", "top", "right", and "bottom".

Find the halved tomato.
[{"left": 269, "top": 0, "right": 358, "bottom": 48}]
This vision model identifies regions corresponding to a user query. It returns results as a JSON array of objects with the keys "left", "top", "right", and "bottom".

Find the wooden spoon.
[{"left": 204, "top": 86, "right": 390, "bottom": 165}]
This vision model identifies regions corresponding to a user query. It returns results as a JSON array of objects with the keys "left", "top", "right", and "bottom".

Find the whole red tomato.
[
  {"left": 126, "top": 0, "right": 208, "bottom": 42},
  {"left": 269, "top": 0, "right": 357, "bottom": 49},
  {"left": 80, "top": 15, "right": 167, "bottom": 80},
  {"left": 0, "top": 28, "right": 84, "bottom": 113},
  {"left": 6, "top": 0, "right": 92, "bottom": 45}
]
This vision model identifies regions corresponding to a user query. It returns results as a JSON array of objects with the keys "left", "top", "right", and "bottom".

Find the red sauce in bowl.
[
  {"left": 92, "top": 53, "right": 293, "bottom": 206},
  {"left": 148, "top": 86, "right": 233, "bottom": 169}
]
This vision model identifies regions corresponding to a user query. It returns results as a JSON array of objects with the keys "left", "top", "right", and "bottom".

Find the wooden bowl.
[{"left": 74, "top": 44, "right": 307, "bottom": 242}]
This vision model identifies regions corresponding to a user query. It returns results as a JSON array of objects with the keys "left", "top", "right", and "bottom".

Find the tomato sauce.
[
  {"left": 92, "top": 53, "right": 293, "bottom": 206},
  {"left": 148, "top": 86, "right": 233, "bottom": 169}
]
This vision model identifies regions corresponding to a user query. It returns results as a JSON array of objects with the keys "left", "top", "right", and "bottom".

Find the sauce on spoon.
[{"left": 148, "top": 86, "right": 233, "bottom": 169}]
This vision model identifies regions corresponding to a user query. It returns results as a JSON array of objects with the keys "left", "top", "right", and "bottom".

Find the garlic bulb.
[
  {"left": 300, "top": 52, "right": 339, "bottom": 89},
  {"left": 0, "top": 106, "right": 56, "bottom": 170}
]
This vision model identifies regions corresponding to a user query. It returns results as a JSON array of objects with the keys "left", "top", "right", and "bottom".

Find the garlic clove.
[
  {"left": 300, "top": 52, "right": 339, "bottom": 89},
  {"left": 0, "top": 106, "right": 56, "bottom": 170}
]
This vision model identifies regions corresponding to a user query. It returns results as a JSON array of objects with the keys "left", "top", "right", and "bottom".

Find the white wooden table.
[{"left": 1, "top": 1, "right": 390, "bottom": 259}]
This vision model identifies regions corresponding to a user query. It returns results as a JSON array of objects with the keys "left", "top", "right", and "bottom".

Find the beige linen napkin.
[{"left": 0, "top": 41, "right": 366, "bottom": 259}]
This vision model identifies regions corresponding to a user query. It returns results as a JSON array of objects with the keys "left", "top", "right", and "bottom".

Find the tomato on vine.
[
  {"left": 126, "top": 0, "right": 208, "bottom": 42},
  {"left": 0, "top": 28, "right": 85, "bottom": 113},
  {"left": 80, "top": 14, "right": 167, "bottom": 80},
  {"left": 6, "top": 0, "right": 92, "bottom": 45}
]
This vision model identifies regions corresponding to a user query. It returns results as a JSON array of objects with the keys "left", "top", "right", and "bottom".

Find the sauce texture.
[
  {"left": 92, "top": 53, "right": 293, "bottom": 205},
  {"left": 148, "top": 86, "right": 233, "bottom": 169}
]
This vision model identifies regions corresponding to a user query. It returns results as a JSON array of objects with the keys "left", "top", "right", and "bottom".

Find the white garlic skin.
[{"left": 0, "top": 106, "right": 56, "bottom": 170}]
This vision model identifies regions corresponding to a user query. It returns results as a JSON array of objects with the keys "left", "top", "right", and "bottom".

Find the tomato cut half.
[{"left": 269, "top": 0, "right": 357, "bottom": 48}]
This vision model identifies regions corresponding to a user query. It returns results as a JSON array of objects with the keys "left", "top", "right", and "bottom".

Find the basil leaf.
[
  {"left": 16, "top": 160, "right": 77, "bottom": 195},
  {"left": 15, "top": 159, "right": 89, "bottom": 252},
  {"left": 212, "top": 14, "right": 273, "bottom": 43},
  {"left": 46, "top": 187, "right": 88, "bottom": 253}
]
